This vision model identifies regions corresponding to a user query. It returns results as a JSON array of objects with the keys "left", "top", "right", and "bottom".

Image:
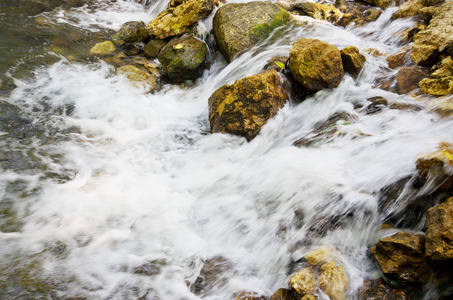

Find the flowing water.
[{"left": 1, "top": 0, "right": 452, "bottom": 299}]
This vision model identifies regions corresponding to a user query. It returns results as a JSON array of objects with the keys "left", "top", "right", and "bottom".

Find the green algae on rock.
[
  {"left": 158, "top": 35, "right": 207, "bottom": 82},
  {"left": 213, "top": 1, "right": 292, "bottom": 63},
  {"left": 208, "top": 70, "right": 288, "bottom": 141}
]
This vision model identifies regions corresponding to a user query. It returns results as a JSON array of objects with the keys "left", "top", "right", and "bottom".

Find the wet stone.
[
  {"left": 190, "top": 256, "right": 232, "bottom": 295},
  {"left": 358, "top": 278, "right": 408, "bottom": 299},
  {"left": 269, "top": 288, "right": 299, "bottom": 300},
  {"left": 395, "top": 66, "right": 428, "bottom": 94},
  {"left": 365, "top": 96, "right": 388, "bottom": 114}
]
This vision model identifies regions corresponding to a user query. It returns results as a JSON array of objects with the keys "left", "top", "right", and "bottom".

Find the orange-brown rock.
[
  {"left": 208, "top": 70, "right": 288, "bottom": 141},
  {"left": 395, "top": 66, "right": 428, "bottom": 94},
  {"left": 288, "top": 38, "right": 344, "bottom": 92},
  {"left": 425, "top": 197, "right": 453, "bottom": 261},
  {"left": 416, "top": 143, "right": 453, "bottom": 193},
  {"left": 370, "top": 232, "right": 431, "bottom": 290},
  {"left": 386, "top": 47, "right": 411, "bottom": 69}
]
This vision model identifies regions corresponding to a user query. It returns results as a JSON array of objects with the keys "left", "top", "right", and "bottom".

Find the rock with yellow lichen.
[
  {"left": 288, "top": 38, "right": 344, "bottom": 92},
  {"left": 416, "top": 143, "right": 453, "bottom": 194},
  {"left": 208, "top": 70, "right": 288, "bottom": 141},
  {"left": 419, "top": 77, "right": 453, "bottom": 95},
  {"left": 318, "top": 261, "right": 348, "bottom": 300},
  {"left": 392, "top": 0, "right": 444, "bottom": 20},
  {"left": 90, "top": 41, "right": 116, "bottom": 55},
  {"left": 147, "top": 0, "right": 215, "bottom": 39},
  {"left": 425, "top": 197, "right": 453, "bottom": 261},
  {"left": 289, "top": 266, "right": 318, "bottom": 297},
  {"left": 411, "top": 1, "right": 453, "bottom": 66},
  {"left": 213, "top": 1, "right": 292, "bottom": 63}
]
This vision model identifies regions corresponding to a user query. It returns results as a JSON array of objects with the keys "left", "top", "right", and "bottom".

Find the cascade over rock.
[
  {"left": 212, "top": 1, "right": 292, "bottom": 63},
  {"left": 288, "top": 38, "right": 344, "bottom": 92},
  {"left": 278, "top": 2, "right": 341, "bottom": 23},
  {"left": 416, "top": 143, "right": 453, "bottom": 194},
  {"left": 147, "top": 0, "right": 215, "bottom": 39},
  {"left": 208, "top": 70, "right": 288, "bottom": 141}
]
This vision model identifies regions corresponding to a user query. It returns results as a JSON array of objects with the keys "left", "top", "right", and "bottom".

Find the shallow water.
[{"left": 0, "top": 0, "right": 452, "bottom": 299}]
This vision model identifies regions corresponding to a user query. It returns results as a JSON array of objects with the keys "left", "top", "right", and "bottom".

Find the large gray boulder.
[{"left": 213, "top": 1, "right": 292, "bottom": 63}]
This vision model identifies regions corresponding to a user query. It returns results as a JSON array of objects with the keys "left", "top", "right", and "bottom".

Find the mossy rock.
[
  {"left": 208, "top": 70, "right": 288, "bottom": 141},
  {"left": 213, "top": 1, "right": 292, "bottom": 63},
  {"left": 147, "top": 0, "right": 215, "bottom": 39},
  {"left": 111, "top": 21, "right": 148, "bottom": 46},
  {"left": 288, "top": 38, "right": 344, "bottom": 92},
  {"left": 158, "top": 35, "right": 207, "bottom": 82}
]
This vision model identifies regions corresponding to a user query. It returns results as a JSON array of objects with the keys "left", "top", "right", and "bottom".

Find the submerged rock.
[
  {"left": 147, "top": 0, "right": 215, "bottom": 39},
  {"left": 111, "top": 21, "right": 148, "bottom": 46},
  {"left": 425, "top": 197, "right": 453, "bottom": 261},
  {"left": 318, "top": 261, "right": 348, "bottom": 300},
  {"left": 340, "top": 46, "right": 366, "bottom": 77},
  {"left": 411, "top": 1, "right": 453, "bottom": 65},
  {"left": 158, "top": 35, "right": 207, "bottom": 82},
  {"left": 370, "top": 232, "right": 431, "bottom": 290},
  {"left": 386, "top": 46, "right": 411, "bottom": 69},
  {"left": 213, "top": 1, "right": 292, "bottom": 62},
  {"left": 208, "top": 70, "right": 288, "bottom": 141},
  {"left": 288, "top": 38, "right": 344, "bottom": 92},
  {"left": 190, "top": 256, "right": 232, "bottom": 295},
  {"left": 116, "top": 65, "right": 157, "bottom": 92},
  {"left": 395, "top": 66, "right": 428, "bottom": 94},
  {"left": 358, "top": 278, "right": 408, "bottom": 299}
]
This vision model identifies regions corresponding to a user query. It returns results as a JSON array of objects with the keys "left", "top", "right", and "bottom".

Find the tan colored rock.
[
  {"left": 116, "top": 65, "right": 157, "bottom": 92},
  {"left": 411, "top": 1, "right": 453, "bottom": 65},
  {"left": 340, "top": 46, "right": 366, "bottom": 76},
  {"left": 147, "top": 0, "right": 215, "bottom": 39},
  {"left": 432, "top": 56, "right": 453, "bottom": 79},
  {"left": 395, "top": 66, "right": 428, "bottom": 94},
  {"left": 213, "top": 1, "right": 292, "bottom": 63},
  {"left": 90, "top": 41, "right": 116, "bottom": 55},
  {"left": 304, "top": 246, "right": 336, "bottom": 266},
  {"left": 416, "top": 143, "right": 453, "bottom": 193},
  {"left": 208, "top": 70, "right": 288, "bottom": 141},
  {"left": 318, "top": 261, "right": 348, "bottom": 300},
  {"left": 386, "top": 46, "right": 411, "bottom": 69},
  {"left": 392, "top": 0, "right": 440, "bottom": 19},
  {"left": 288, "top": 38, "right": 344, "bottom": 92},
  {"left": 370, "top": 232, "right": 431, "bottom": 290},
  {"left": 419, "top": 77, "right": 453, "bottom": 95},
  {"left": 288, "top": 2, "right": 341, "bottom": 22},
  {"left": 428, "top": 95, "right": 453, "bottom": 117},
  {"left": 358, "top": 278, "right": 408, "bottom": 299},
  {"left": 289, "top": 266, "right": 317, "bottom": 296},
  {"left": 425, "top": 197, "right": 453, "bottom": 261}
]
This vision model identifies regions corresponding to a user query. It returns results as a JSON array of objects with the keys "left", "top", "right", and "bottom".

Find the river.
[{"left": 0, "top": 0, "right": 452, "bottom": 299}]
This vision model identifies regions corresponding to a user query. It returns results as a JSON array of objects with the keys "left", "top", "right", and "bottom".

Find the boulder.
[
  {"left": 288, "top": 38, "right": 344, "bottom": 92},
  {"left": 190, "top": 256, "right": 232, "bottom": 295},
  {"left": 208, "top": 70, "right": 288, "bottom": 141},
  {"left": 147, "top": 0, "right": 215, "bottom": 39},
  {"left": 411, "top": 1, "right": 453, "bottom": 65},
  {"left": 392, "top": 0, "right": 442, "bottom": 20},
  {"left": 425, "top": 197, "right": 453, "bottom": 261},
  {"left": 144, "top": 39, "right": 167, "bottom": 58},
  {"left": 419, "top": 77, "right": 453, "bottom": 95},
  {"left": 370, "top": 232, "right": 431, "bottom": 290},
  {"left": 116, "top": 65, "right": 157, "bottom": 92},
  {"left": 395, "top": 66, "right": 428, "bottom": 94},
  {"left": 416, "top": 143, "right": 453, "bottom": 193},
  {"left": 213, "top": 1, "right": 292, "bottom": 62},
  {"left": 158, "top": 35, "right": 207, "bottom": 82},
  {"left": 318, "top": 261, "right": 348, "bottom": 300},
  {"left": 358, "top": 278, "right": 408, "bottom": 299},
  {"left": 90, "top": 41, "right": 116, "bottom": 55},
  {"left": 340, "top": 46, "right": 366, "bottom": 77},
  {"left": 283, "top": 2, "right": 341, "bottom": 23},
  {"left": 111, "top": 21, "right": 148, "bottom": 46}
]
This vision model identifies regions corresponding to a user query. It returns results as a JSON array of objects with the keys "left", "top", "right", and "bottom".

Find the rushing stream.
[{"left": 1, "top": 0, "right": 452, "bottom": 299}]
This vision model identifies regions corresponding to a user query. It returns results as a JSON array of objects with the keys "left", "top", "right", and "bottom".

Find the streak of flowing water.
[{"left": 0, "top": 0, "right": 452, "bottom": 299}]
